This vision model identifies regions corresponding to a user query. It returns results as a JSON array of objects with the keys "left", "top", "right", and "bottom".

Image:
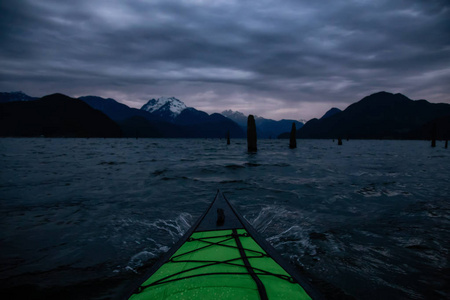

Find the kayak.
[{"left": 125, "top": 191, "right": 322, "bottom": 299}]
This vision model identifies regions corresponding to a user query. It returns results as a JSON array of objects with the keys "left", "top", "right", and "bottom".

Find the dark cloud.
[{"left": 1, "top": 0, "right": 449, "bottom": 120}]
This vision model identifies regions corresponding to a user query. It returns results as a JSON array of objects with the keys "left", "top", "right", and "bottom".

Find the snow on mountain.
[
  {"left": 221, "top": 110, "right": 247, "bottom": 118},
  {"left": 221, "top": 110, "right": 248, "bottom": 127},
  {"left": 141, "top": 97, "right": 187, "bottom": 118}
]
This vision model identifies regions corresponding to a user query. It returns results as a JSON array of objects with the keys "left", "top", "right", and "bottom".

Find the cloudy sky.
[{"left": 1, "top": 0, "right": 449, "bottom": 120}]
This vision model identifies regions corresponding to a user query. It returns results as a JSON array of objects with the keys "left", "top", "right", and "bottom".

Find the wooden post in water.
[
  {"left": 445, "top": 139, "right": 448, "bottom": 149},
  {"left": 289, "top": 122, "right": 297, "bottom": 149},
  {"left": 338, "top": 137, "right": 343, "bottom": 145},
  {"left": 247, "top": 115, "right": 257, "bottom": 152},
  {"left": 431, "top": 123, "right": 437, "bottom": 148},
  {"left": 227, "top": 130, "right": 230, "bottom": 145}
]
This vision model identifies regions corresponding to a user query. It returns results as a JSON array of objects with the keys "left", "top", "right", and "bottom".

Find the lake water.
[{"left": 0, "top": 138, "right": 449, "bottom": 299}]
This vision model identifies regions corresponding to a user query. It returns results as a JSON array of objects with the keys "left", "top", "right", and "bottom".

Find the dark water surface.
[{"left": 0, "top": 138, "right": 449, "bottom": 299}]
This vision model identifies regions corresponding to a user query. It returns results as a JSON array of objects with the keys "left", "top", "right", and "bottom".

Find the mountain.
[
  {"left": 141, "top": 97, "right": 187, "bottom": 121},
  {"left": 118, "top": 116, "right": 185, "bottom": 138},
  {"left": 78, "top": 96, "right": 161, "bottom": 122},
  {"left": 409, "top": 115, "right": 450, "bottom": 140},
  {"left": 118, "top": 108, "right": 246, "bottom": 138},
  {"left": 78, "top": 95, "right": 244, "bottom": 138},
  {"left": 279, "top": 91, "right": 450, "bottom": 139},
  {"left": 221, "top": 110, "right": 248, "bottom": 127},
  {"left": 0, "top": 91, "right": 38, "bottom": 103},
  {"left": 0, "top": 93, "right": 122, "bottom": 137},
  {"left": 320, "top": 108, "right": 341, "bottom": 120},
  {"left": 221, "top": 110, "right": 303, "bottom": 138},
  {"left": 78, "top": 95, "right": 189, "bottom": 137},
  {"left": 174, "top": 107, "right": 212, "bottom": 125},
  {"left": 256, "top": 119, "right": 304, "bottom": 139},
  {"left": 174, "top": 108, "right": 245, "bottom": 138},
  {"left": 138, "top": 97, "right": 245, "bottom": 138}
]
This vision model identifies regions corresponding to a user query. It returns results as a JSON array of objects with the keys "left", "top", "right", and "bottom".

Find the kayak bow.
[{"left": 126, "top": 191, "right": 322, "bottom": 299}]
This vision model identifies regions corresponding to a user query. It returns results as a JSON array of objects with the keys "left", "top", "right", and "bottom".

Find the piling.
[
  {"left": 289, "top": 122, "right": 297, "bottom": 149},
  {"left": 445, "top": 140, "right": 448, "bottom": 149},
  {"left": 247, "top": 115, "right": 257, "bottom": 152},
  {"left": 431, "top": 123, "right": 436, "bottom": 148},
  {"left": 338, "top": 137, "right": 342, "bottom": 145},
  {"left": 227, "top": 130, "right": 230, "bottom": 145}
]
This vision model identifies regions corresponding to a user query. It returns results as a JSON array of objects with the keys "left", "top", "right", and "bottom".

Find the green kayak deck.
[{"left": 126, "top": 191, "right": 322, "bottom": 299}]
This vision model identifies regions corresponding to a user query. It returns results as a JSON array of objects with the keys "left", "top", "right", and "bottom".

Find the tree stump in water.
[
  {"left": 247, "top": 115, "right": 257, "bottom": 152},
  {"left": 289, "top": 122, "right": 297, "bottom": 149},
  {"left": 431, "top": 123, "right": 437, "bottom": 148}
]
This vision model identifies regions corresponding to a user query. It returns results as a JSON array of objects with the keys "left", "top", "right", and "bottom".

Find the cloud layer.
[{"left": 1, "top": 0, "right": 449, "bottom": 120}]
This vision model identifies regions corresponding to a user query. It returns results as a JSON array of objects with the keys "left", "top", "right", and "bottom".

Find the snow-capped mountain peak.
[
  {"left": 221, "top": 110, "right": 265, "bottom": 127},
  {"left": 141, "top": 97, "right": 187, "bottom": 117},
  {"left": 221, "top": 109, "right": 247, "bottom": 119}
]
